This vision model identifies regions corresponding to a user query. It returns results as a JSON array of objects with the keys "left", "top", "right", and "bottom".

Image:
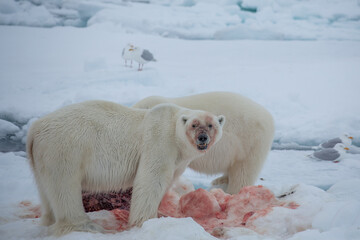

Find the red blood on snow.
[
  {"left": 20, "top": 185, "right": 299, "bottom": 237},
  {"left": 157, "top": 185, "right": 299, "bottom": 235},
  {"left": 179, "top": 188, "right": 221, "bottom": 218},
  {"left": 82, "top": 188, "right": 132, "bottom": 212}
]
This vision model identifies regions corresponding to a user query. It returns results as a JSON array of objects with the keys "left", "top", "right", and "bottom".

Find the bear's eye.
[
  {"left": 208, "top": 124, "right": 213, "bottom": 128},
  {"left": 192, "top": 124, "right": 196, "bottom": 128}
]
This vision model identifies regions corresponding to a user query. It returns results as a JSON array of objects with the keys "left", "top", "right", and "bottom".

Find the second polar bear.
[
  {"left": 27, "top": 100, "right": 225, "bottom": 236},
  {"left": 133, "top": 92, "right": 274, "bottom": 194}
]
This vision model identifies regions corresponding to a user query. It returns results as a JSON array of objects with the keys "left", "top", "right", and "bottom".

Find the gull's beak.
[
  {"left": 344, "top": 147, "right": 350, "bottom": 150},
  {"left": 349, "top": 136, "right": 353, "bottom": 139}
]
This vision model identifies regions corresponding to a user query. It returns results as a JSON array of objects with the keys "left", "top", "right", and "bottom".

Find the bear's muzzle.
[{"left": 196, "top": 133, "right": 210, "bottom": 150}]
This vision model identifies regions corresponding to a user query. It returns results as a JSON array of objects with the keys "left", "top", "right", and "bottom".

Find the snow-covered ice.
[
  {"left": 1, "top": 25, "right": 359, "bottom": 149},
  {"left": 0, "top": 150, "right": 359, "bottom": 239},
  {"left": 0, "top": 119, "right": 19, "bottom": 138},
  {"left": 1, "top": 0, "right": 360, "bottom": 40},
  {"left": 0, "top": 0, "right": 360, "bottom": 239}
]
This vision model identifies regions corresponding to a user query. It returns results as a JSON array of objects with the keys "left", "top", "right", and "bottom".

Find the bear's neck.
[{"left": 176, "top": 136, "right": 202, "bottom": 164}]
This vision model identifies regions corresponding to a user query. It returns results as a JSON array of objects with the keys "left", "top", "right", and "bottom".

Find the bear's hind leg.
[
  {"left": 49, "top": 218, "right": 108, "bottom": 236},
  {"left": 45, "top": 172, "right": 106, "bottom": 236},
  {"left": 33, "top": 171, "right": 56, "bottom": 226},
  {"left": 227, "top": 135, "right": 272, "bottom": 194},
  {"left": 211, "top": 175, "right": 229, "bottom": 186},
  {"left": 227, "top": 150, "right": 268, "bottom": 194},
  {"left": 38, "top": 182, "right": 55, "bottom": 226},
  {"left": 226, "top": 159, "right": 256, "bottom": 194}
]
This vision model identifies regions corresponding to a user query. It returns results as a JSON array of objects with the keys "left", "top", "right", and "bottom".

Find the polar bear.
[
  {"left": 26, "top": 100, "right": 225, "bottom": 236},
  {"left": 133, "top": 92, "right": 274, "bottom": 194}
]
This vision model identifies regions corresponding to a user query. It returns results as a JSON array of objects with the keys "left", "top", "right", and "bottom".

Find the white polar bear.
[
  {"left": 133, "top": 92, "right": 274, "bottom": 194},
  {"left": 26, "top": 100, "right": 225, "bottom": 236}
]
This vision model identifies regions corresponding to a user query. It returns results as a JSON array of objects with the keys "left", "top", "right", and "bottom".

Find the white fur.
[
  {"left": 27, "top": 100, "right": 224, "bottom": 236},
  {"left": 133, "top": 92, "right": 275, "bottom": 194}
]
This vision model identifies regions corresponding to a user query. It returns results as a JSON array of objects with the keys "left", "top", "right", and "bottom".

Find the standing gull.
[
  {"left": 132, "top": 47, "right": 156, "bottom": 71},
  {"left": 318, "top": 133, "right": 353, "bottom": 149},
  {"left": 348, "top": 145, "right": 360, "bottom": 154},
  {"left": 122, "top": 43, "right": 135, "bottom": 67},
  {"left": 308, "top": 143, "right": 349, "bottom": 162}
]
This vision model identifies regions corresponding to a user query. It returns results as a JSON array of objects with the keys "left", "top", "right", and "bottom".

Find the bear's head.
[{"left": 177, "top": 111, "right": 225, "bottom": 152}]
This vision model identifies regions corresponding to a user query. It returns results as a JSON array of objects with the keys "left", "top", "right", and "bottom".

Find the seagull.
[
  {"left": 122, "top": 43, "right": 135, "bottom": 67},
  {"left": 132, "top": 47, "right": 156, "bottom": 71},
  {"left": 348, "top": 145, "right": 360, "bottom": 154},
  {"left": 318, "top": 133, "right": 353, "bottom": 149},
  {"left": 308, "top": 143, "right": 349, "bottom": 162}
]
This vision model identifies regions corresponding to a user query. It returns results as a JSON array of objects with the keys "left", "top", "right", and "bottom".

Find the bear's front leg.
[{"left": 129, "top": 151, "right": 176, "bottom": 227}]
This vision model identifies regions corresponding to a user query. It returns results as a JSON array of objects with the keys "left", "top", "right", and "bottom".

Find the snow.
[
  {"left": 0, "top": 0, "right": 360, "bottom": 239},
  {"left": 1, "top": 25, "right": 359, "bottom": 148},
  {"left": 1, "top": 150, "right": 359, "bottom": 239},
  {"left": 1, "top": 0, "right": 360, "bottom": 40}
]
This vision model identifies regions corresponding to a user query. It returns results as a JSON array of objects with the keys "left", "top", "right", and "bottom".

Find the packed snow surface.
[
  {"left": 0, "top": 0, "right": 360, "bottom": 239},
  {"left": 0, "top": 25, "right": 359, "bottom": 149},
  {"left": 0, "top": 151, "right": 359, "bottom": 239}
]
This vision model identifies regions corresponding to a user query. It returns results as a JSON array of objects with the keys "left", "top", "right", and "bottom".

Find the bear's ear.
[
  {"left": 217, "top": 115, "right": 225, "bottom": 126},
  {"left": 181, "top": 115, "right": 188, "bottom": 125}
]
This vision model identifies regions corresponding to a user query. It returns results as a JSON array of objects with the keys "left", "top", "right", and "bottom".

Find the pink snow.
[
  {"left": 18, "top": 185, "right": 299, "bottom": 237},
  {"left": 158, "top": 185, "right": 298, "bottom": 237}
]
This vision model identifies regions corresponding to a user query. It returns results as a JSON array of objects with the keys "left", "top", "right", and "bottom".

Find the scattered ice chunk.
[
  {"left": 312, "top": 200, "right": 360, "bottom": 231},
  {"left": 327, "top": 179, "right": 360, "bottom": 201},
  {"left": 0, "top": 0, "right": 18, "bottom": 14},
  {"left": 0, "top": 119, "right": 20, "bottom": 138}
]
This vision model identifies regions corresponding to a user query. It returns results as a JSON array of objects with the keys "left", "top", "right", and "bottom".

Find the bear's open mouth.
[{"left": 197, "top": 143, "right": 208, "bottom": 150}]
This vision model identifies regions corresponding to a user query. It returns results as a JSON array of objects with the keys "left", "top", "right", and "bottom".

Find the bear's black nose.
[{"left": 198, "top": 134, "right": 208, "bottom": 143}]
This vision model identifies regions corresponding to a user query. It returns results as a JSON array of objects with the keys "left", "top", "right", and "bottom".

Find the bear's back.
[
  {"left": 37, "top": 101, "right": 144, "bottom": 130},
  {"left": 29, "top": 100, "right": 147, "bottom": 155},
  {"left": 134, "top": 92, "right": 274, "bottom": 136}
]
